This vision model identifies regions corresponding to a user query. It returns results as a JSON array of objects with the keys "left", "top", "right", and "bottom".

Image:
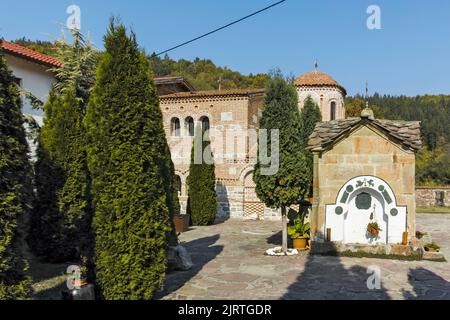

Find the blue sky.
[{"left": 1, "top": 0, "right": 450, "bottom": 96}]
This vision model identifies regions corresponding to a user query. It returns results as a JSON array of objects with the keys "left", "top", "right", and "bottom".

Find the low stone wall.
[{"left": 416, "top": 187, "right": 450, "bottom": 207}]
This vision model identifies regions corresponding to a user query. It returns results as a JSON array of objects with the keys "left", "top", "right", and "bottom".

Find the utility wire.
[{"left": 156, "top": 0, "right": 287, "bottom": 56}]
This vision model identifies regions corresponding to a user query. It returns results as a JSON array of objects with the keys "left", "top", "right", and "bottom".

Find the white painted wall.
[
  {"left": 5, "top": 54, "right": 56, "bottom": 160},
  {"left": 5, "top": 54, "right": 56, "bottom": 118},
  {"left": 325, "top": 176, "right": 407, "bottom": 245}
]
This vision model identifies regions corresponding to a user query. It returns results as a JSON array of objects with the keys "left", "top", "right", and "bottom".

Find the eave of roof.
[
  {"left": 154, "top": 76, "right": 195, "bottom": 92},
  {"left": 1, "top": 40, "right": 63, "bottom": 68},
  {"left": 296, "top": 83, "right": 347, "bottom": 96},
  {"left": 160, "top": 88, "right": 265, "bottom": 100},
  {"left": 308, "top": 116, "right": 422, "bottom": 152}
]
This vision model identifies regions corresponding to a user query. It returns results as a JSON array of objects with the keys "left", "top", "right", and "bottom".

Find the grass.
[{"left": 417, "top": 206, "right": 450, "bottom": 214}]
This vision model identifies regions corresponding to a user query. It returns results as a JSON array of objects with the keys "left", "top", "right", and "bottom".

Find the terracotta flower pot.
[
  {"left": 173, "top": 214, "right": 190, "bottom": 233},
  {"left": 72, "top": 279, "right": 88, "bottom": 288},
  {"left": 293, "top": 237, "right": 308, "bottom": 250}
]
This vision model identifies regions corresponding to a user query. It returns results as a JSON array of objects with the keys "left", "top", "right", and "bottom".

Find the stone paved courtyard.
[{"left": 156, "top": 213, "right": 450, "bottom": 300}]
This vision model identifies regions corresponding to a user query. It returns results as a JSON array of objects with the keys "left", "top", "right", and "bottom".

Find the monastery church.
[
  {"left": 1, "top": 40, "right": 346, "bottom": 221},
  {"left": 160, "top": 70, "right": 346, "bottom": 220}
]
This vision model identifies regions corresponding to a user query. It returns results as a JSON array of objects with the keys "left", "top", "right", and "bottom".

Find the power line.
[{"left": 156, "top": 0, "right": 287, "bottom": 56}]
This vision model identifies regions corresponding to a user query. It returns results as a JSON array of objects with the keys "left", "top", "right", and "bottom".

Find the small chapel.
[{"left": 308, "top": 107, "right": 422, "bottom": 251}]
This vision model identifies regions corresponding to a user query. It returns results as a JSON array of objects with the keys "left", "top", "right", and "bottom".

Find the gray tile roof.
[{"left": 308, "top": 116, "right": 422, "bottom": 152}]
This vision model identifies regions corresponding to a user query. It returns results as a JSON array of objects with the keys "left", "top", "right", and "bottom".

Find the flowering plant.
[{"left": 367, "top": 222, "right": 382, "bottom": 237}]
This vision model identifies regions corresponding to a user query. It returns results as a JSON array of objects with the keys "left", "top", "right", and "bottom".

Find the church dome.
[{"left": 294, "top": 71, "right": 346, "bottom": 95}]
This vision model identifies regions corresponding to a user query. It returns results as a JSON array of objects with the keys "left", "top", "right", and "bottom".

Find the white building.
[{"left": 1, "top": 40, "right": 62, "bottom": 126}]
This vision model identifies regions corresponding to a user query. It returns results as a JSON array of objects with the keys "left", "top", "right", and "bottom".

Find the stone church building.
[{"left": 159, "top": 70, "right": 347, "bottom": 220}]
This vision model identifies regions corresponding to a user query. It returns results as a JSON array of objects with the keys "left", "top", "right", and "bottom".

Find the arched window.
[
  {"left": 330, "top": 101, "right": 336, "bottom": 121},
  {"left": 185, "top": 117, "right": 194, "bottom": 137},
  {"left": 171, "top": 117, "right": 181, "bottom": 136},
  {"left": 175, "top": 175, "right": 182, "bottom": 196},
  {"left": 200, "top": 116, "right": 210, "bottom": 133}
]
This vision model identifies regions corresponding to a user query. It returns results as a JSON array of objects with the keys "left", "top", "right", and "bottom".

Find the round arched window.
[
  {"left": 185, "top": 117, "right": 194, "bottom": 136},
  {"left": 171, "top": 117, "right": 181, "bottom": 136},
  {"left": 330, "top": 101, "right": 337, "bottom": 121}
]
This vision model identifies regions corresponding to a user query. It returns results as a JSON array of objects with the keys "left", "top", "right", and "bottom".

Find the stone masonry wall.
[
  {"left": 416, "top": 187, "right": 450, "bottom": 207},
  {"left": 313, "top": 125, "right": 417, "bottom": 240}
]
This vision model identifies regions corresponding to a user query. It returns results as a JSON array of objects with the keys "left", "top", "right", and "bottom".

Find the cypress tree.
[
  {"left": 253, "top": 74, "right": 310, "bottom": 253},
  {"left": 29, "top": 88, "right": 92, "bottom": 262},
  {"left": 29, "top": 30, "right": 96, "bottom": 263},
  {"left": 300, "top": 96, "right": 322, "bottom": 184},
  {"left": 300, "top": 96, "right": 322, "bottom": 148},
  {"left": 84, "top": 20, "right": 178, "bottom": 300},
  {"left": 0, "top": 51, "right": 33, "bottom": 299},
  {"left": 28, "top": 93, "right": 67, "bottom": 261},
  {"left": 186, "top": 124, "right": 217, "bottom": 226},
  {"left": 55, "top": 87, "right": 92, "bottom": 261}
]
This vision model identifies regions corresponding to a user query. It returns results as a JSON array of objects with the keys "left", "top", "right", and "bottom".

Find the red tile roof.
[
  {"left": 294, "top": 71, "right": 346, "bottom": 95},
  {"left": 0, "top": 40, "right": 63, "bottom": 68}
]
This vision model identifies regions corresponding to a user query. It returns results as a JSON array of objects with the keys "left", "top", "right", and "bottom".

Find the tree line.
[{"left": 346, "top": 95, "right": 450, "bottom": 186}]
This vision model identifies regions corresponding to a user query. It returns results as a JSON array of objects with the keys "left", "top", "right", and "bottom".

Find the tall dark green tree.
[
  {"left": 29, "top": 30, "right": 96, "bottom": 263},
  {"left": 28, "top": 92, "right": 66, "bottom": 261},
  {"left": 29, "top": 88, "right": 92, "bottom": 262},
  {"left": 54, "top": 87, "right": 92, "bottom": 261},
  {"left": 300, "top": 97, "right": 322, "bottom": 147},
  {"left": 300, "top": 96, "right": 322, "bottom": 185},
  {"left": 254, "top": 74, "right": 310, "bottom": 253},
  {"left": 187, "top": 124, "right": 218, "bottom": 226},
  {"left": 0, "top": 51, "right": 33, "bottom": 299},
  {"left": 84, "top": 20, "right": 179, "bottom": 300}
]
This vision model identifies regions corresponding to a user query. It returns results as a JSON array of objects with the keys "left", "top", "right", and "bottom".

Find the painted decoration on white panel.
[{"left": 325, "top": 176, "right": 407, "bottom": 245}]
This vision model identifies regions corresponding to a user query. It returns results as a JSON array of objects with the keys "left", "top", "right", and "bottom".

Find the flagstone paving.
[{"left": 156, "top": 213, "right": 450, "bottom": 300}]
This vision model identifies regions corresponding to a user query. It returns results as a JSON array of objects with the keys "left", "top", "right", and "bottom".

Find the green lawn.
[{"left": 417, "top": 206, "right": 450, "bottom": 214}]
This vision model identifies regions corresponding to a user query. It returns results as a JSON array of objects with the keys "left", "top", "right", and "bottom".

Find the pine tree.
[
  {"left": 187, "top": 124, "right": 218, "bottom": 226},
  {"left": 0, "top": 51, "right": 33, "bottom": 299},
  {"left": 51, "top": 29, "right": 98, "bottom": 105},
  {"left": 84, "top": 20, "right": 178, "bottom": 300},
  {"left": 253, "top": 74, "right": 310, "bottom": 253}
]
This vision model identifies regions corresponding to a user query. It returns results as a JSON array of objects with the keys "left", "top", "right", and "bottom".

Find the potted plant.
[
  {"left": 71, "top": 265, "right": 88, "bottom": 288},
  {"left": 367, "top": 222, "right": 382, "bottom": 238},
  {"left": 288, "top": 216, "right": 310, "bottom": 250},
  {"left": 424, "top": 242, "right": 440, "bottom": 252}
]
